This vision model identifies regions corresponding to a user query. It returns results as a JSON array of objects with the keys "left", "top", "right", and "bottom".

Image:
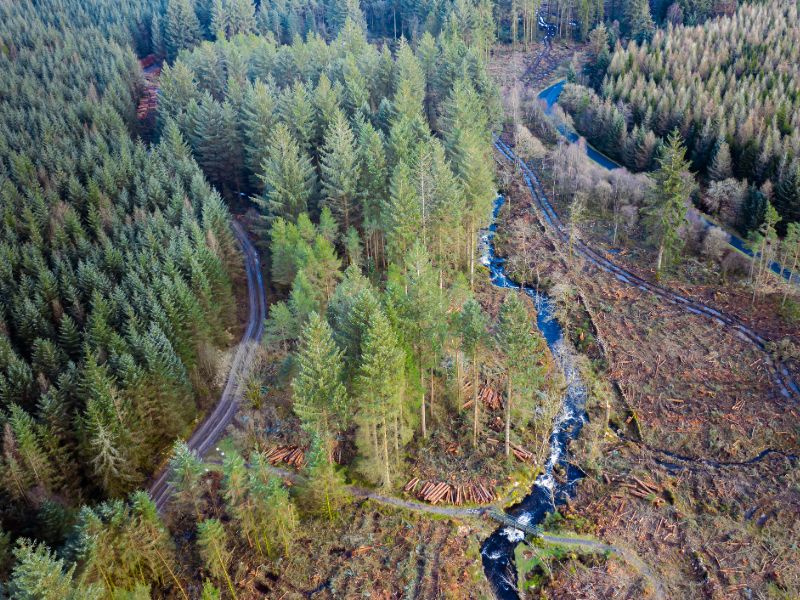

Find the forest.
[
  {"left": 559, "top": 1, "right": 800, "bottom": 233},
  {"left": 1, "top": 0, "right": 799, "bottom": 597}
]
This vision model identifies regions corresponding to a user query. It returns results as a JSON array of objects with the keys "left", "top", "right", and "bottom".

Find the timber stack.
[
  {"left": 404, "top": 477, "right": 496, "bottom": 506},
  {"left": 265, "top": 444, "right": 305, "bottom": 468}
]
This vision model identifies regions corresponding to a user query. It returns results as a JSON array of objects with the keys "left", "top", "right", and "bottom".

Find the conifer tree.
[
  {"left": 242, "top": 80, "right": 277, "bottom": 191},
  {"left": 320, "top": 111, "right": 362, "bottom": 233},
  {"left": 645, "top": 130, "right": 694, "bottom": 276},
  {"left": 255, "top": 124, "right": 316, "bottom": 222},
  {"left": 354, "top": 309, "right": 406, "bottom": 487},
  {"left": 292, "top": 313, "right": 350, "bottom": 439},
  {"left": 298, "top": 434, "right": 351, "bottom": 521},
  {"left": 709, "top": 141, "right": 733, "bottom": 181},
  {"left": 166, "top": 0, "right": 204, "bottom": 61},
  {"left": 168, "top": 441, "right": 205, "bottom": 518},
  {"left": 459, "top": 299, "right": 488, "bottom": 447},
  {"left": 264, "top": 301, "right": 295, "bottom": 352},
  {"left": 498, "top": 293, "right": 545, "bottom": 457},
  {"left": 10, "top": 540, "right": 97, "bottom": 600},
  {"left": 624, "top": 0, "right": 655, "bottom": 43},
  {"left": 196, "top": 519, "right": 236, "bottom": 599}
]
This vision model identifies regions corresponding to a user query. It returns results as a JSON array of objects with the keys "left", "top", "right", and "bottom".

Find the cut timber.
[
  {"left": 406, "top": 477, "right": 496, "bottom": 506},
  {"left": 265, "top": 444, "right": 305, "bottom": 468}
]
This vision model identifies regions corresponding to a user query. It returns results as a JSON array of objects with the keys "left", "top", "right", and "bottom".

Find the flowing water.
[{"left": 479, "top": 196, "right": 589, "bottom": 599}]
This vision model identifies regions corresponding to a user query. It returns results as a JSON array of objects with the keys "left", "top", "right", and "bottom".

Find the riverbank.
[{"left": 492, "top": 140, "right": 800, "bottom": 597}]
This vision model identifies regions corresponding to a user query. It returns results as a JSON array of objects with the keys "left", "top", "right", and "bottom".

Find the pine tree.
[
  {"left": 498, "top": 293, "right": 545, "bottom": 457},
  {"left": 459, "top": 299, "right": 488, "bottom": 447},
  {"left": 750, "top": 201, "right": 781, "bottom": 303},
  {"left": 168, "top": 441, "right": 205, "bottom": 518},
  {"left": 780, "top": 222, "right": 800, "bottom": 306},
  {"left": 196, "top": 519, "right": 236, "bottom": 599},
  {"left": 166, "top": 0, "right": 204, "bottom": 61},
  {"left": 297, "top": 434, "right": 350, "bottom": 521},
  {"left": 292, "top": 313, "right": 350, "bottom": 439},
  {"left": 625, "top": 0, "right": 655, "bottom": 43},
  {"left": 242, "top": 80, "right": 277, "bottom": 191},
  {"left": 645, "top": 130, "right": 694, "bottom": 276},
  {"left": 354, "top": 309, "right": 406, "bottom": 487},
  {"left": 264, "top": 301, "right": 295, "bottom": 352},
  {"left": 10, "top": 540, "right": 97, "bottom": 600},
  {"left": 385, "top": 161, "right": 421, "bottom": 264},
  {"left": 255, "top": 124, "right": 316, "bottom": 222},
  {"left": 709, "top": 140, "right": 733, "bottom": 181},
  {"left": 320, "top": 111, "right": 361, "bottom": 233}
]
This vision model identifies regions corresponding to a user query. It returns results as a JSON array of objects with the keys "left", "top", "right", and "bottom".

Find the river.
[{"left": 479, "top": 195, "right": 589, "bottom": 598}]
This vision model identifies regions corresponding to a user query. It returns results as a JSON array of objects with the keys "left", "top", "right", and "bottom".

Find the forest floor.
[{"left": 493, "top": 153, "right": 800, "bottom": 598}]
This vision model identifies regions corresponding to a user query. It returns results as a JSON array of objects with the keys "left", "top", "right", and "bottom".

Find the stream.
[{"left": 479, "top": 195, "right": 589, "bottom": 599}]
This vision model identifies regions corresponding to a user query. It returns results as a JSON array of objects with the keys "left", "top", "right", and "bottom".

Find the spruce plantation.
[{"left": 0, "top": 0, "right": 798, "bottom": 597}]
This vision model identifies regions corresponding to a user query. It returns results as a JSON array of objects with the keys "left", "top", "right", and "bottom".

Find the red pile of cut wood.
[
  {"left": 404, "top": 477, "right": 496, "bottom": 506},
  {"left": 461, "top": 385, "right": 503, "bottom": 411},
  {"left": 137, "top": 56, "right": 161, "bottom": 121},
  {"left": 264, "top": 445, "right": 304, "bottom": 468}
]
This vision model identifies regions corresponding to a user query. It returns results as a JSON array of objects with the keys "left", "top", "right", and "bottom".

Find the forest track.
[
  {"left": 149, "top": 220, "right": 267, "bottom": 512},
  {"left": 494, "top": 137, "right": 800, "bottom": 400}
]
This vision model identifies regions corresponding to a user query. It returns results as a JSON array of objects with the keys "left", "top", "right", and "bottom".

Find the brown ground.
[{"left": 495, "top": 155, "right": 800, "bottom": 598}]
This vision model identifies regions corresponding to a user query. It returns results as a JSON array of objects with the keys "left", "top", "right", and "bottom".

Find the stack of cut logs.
[
  {"left": 137, "top": 56, "right": 161, "bottom": 121},
  {"left": 511, "top": 444, "right": 534, "bottom": 463},
  {"left": 622, "top": 476, "right": 664, "bottom": 505},
  {"left": 264, "top": 445, "right": 304, "bottom": 468},
  {"left": 461, "top": 385, "right": 503, "bottom": 411},
  {"left": 404, "top": 478, "right": 496, "bottom": 506},
  {"left": 486, "top": 437, "right": 535, "bottom": 463}
]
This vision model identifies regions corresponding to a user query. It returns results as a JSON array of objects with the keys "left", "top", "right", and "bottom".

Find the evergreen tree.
[
  {"left": 291, "top": 313, "right": 350, "bottom": 439},
  {"left": 459, "top": 299, "right": 488, "bottom": 447},
  {"left": 497, "top": 293, "right": 545, "bottom": 457},
  {"left": 709, "top": 140, "right": 733, "bottom": 181},
  {"left": 645, "top": 130, "right": 695, "bottom": 276},
  {"left": 354, "top": 309, "right": 406, "bottom": 487},
  {"left": 320, "top": 111, "right": 362, "bottom": 233},
  {"left": 168, "top": 440, "right": 205, "bottom": 518},
  {"left": 196, "top": 519, "right": 236, "bottom": 599},
  {"left": 10, "top": 540, "right": 98, "bottom": 600},
  {"left": 166, "top": 0, "right": 204, "bottom": 61},
  {"left": 264, "top": 301, "right": 295, "bottom": 352},
  {"left": 297, "top": 434, "right": 351, "bottom": 520},
  {"left": 254, "top": 124, "right": 316, "bottom": 222},
  {"left": 625, "top": 0, "right": 655, "bottom": 43}
]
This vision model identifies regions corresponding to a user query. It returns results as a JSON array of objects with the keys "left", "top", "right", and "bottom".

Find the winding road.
[
  {"left": 494, "top": 137, "right": 800, "bottom": 399},
  {"left": 149, "top": 220, "right": 267, "bottom": 512}
]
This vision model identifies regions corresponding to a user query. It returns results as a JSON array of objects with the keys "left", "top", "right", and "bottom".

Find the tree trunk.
[
  {"left": 505, "top": 377, "right": 512, "bottom": 457},
  {"left": 420, "top": 369, "right": 427, "bottom": 438},
  {"left": 472, "top": 354, "right": 479, "bottom": 448},
  {"left": 382, "top": 416, "right": 391, "bottom": 488}
]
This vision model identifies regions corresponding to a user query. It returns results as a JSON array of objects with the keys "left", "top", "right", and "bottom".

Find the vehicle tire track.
[{"left": 494, "top": 137, "right": 799, "bottom": 400}]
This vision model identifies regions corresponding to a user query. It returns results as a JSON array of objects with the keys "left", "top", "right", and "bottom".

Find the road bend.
[{"left": 149, "top": 219, "right": 267, "bottom": 512}]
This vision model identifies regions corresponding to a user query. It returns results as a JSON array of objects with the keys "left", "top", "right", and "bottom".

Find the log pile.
[
  {"left": 486, "top": 438, "right": 535, "bottom": 463},
  {"left": 404, "top": 477, "right": 496, "bottom": 506},
  {"left": 461, "top": 385, "right": 503, "bottom": 411},
  {"left": 137, "top": 56, "right": 161, "bottom": 122},
  {"left": 621, "top": 476, "right": 664, "bottom": 505},
  {"left": 511, "top": 444, "right": 534, "bottom": 463},
  {"left": 265, "top": 445, "right": 305, "bottom": 468}
]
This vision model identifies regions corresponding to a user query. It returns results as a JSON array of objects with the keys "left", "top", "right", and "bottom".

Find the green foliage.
[
  {"left": 644, "top": 130, "right": 695, "bottom": 275},
  {"left": 196, "top": 519, "right": 236, "bottom": 598},
  {"left": 292, "top": 313, "right": 350, "bottom": 438},
  {"left": 0, "top": 0, "right": 237, "bottom": 544}
]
